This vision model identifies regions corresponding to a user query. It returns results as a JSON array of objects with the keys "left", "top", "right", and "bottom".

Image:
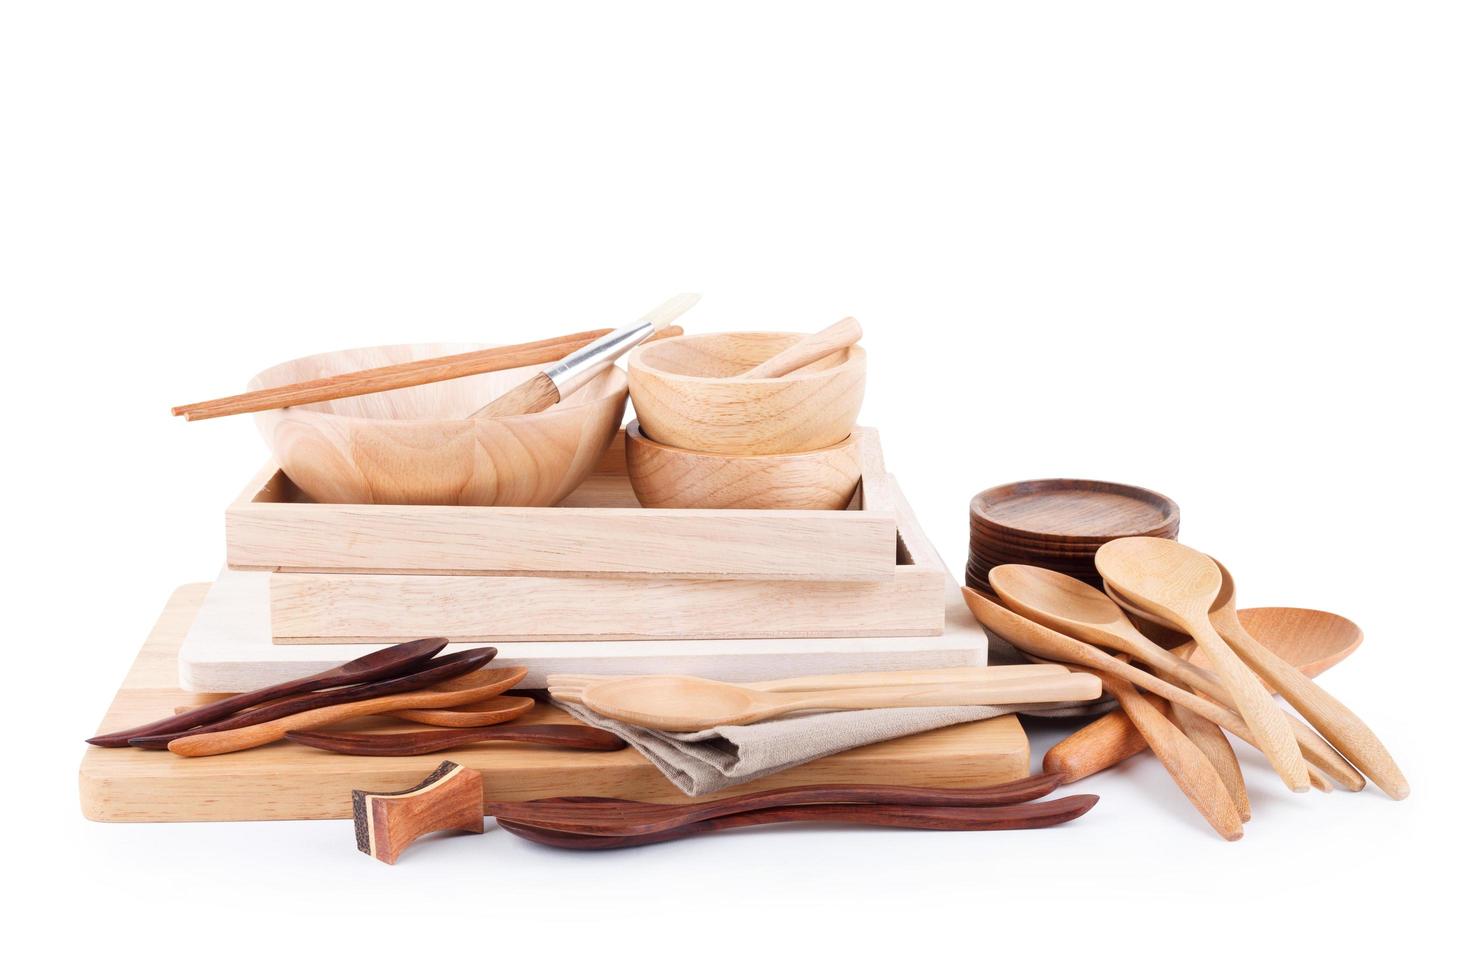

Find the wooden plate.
[{"left": 970, "top": 480, "right": 1179, "bottom": 544}]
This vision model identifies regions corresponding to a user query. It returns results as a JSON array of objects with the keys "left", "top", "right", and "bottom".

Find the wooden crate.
[
  {"left": 268, "top": 475, "right": 943, "bottom": 642},
  {"left": 226, "top": 427, "right": 897, "bottom": 581},
  {"left": 81, "top": 585, "right": 1029, "bottom": 822}
]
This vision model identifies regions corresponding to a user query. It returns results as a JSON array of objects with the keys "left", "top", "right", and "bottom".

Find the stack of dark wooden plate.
[{"left": 967, "top": 479, "right": 1180, "bottom": 594}]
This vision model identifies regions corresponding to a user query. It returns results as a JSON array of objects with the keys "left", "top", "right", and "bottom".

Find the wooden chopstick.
[{"left": 172, "top": 328, "right": 613, "bottom": 420}]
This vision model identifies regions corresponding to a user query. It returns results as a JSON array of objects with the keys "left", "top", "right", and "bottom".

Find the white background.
[{"left": 4, "top": 1, "right": 1465, "bottom": 974}]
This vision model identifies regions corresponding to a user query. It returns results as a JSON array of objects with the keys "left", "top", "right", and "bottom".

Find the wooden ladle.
[
  {"left": 1125, "top": 560, "right": 1408, "bottom": 799},
  {"left": 961, "top": 587, "right": 1334, "bottom": 794},
  {"left": 1094, "top": 538, "right": 1310, "bottom": 792},
  {"left": 736, "top": 317, "right": 863, "bottom": 379},
  {"left": 578, "top": 673, "right": 1102, "bottom": 732},
  {"left": 989, "top": 564, "right": 1362, "bottom": 791}
]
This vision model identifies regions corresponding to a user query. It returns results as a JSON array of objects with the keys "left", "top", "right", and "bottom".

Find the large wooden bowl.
[
  {"left": 250, "top": 343, "right": 627, "bottom": 506},
  {"left": 628, "top": 332, "right": 865, "bottom": 454},
  {"left": 625, "top": 421, "right": 862, "bottom": 510}
]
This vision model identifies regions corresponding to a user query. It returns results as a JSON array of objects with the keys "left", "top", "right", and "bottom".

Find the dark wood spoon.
[
  {"left": 125, "top": 648, "right": 495, "bottom": 749},
  {"left": 498, "top": 795, "right": 1100, "bottom": 850},
  {"left": 285, "top": 723, "right": 627, "bottom": 756},
  {"left": 487, "top": 772, "right": 1065, "bottom": 837},
  {"left": 89, "top": 636, "right": 450, "bottom": 747}
]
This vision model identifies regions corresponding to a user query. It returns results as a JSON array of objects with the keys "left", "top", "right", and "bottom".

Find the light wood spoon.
[
  {"left": 1165, "top": 698, "right": 1250, "bottom": 821},
  {"left": 390, "top": 695, "right": 536, "bottom": 727},
  {"left": 1094, "top": 538, "right": 1309, "bottom": 792},
  {"left": 1047, "top": 606, "right": 1362, "bottom": 784},
  {"left": 167, "top": 668, "right": 528, "bottom": 757},
  {"left": 990, "top": 564, "right": 1361, "bottom": 790},
  {"left": 577, "top": 673, "right": 1102, "bottom": 731},
  {"left": 962, "top": 587, "right": 1334, "bottom": 793},
  {"left": 736, "top": 317, "right": 863, "bottom": 379}
]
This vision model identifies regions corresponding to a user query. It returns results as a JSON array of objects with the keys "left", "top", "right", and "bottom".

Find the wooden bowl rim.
[
  {"left": 249, "top": 343, "right": 628, "bottom": 425},
  {"left": 969, "top": 479, "right": 1180, "bottom": 542},
  {"left": 629, "top": 331, "right": 867, "bottom": 384},
  {"left": 625, "top": 419, "right": 858, "bottom": 461}
]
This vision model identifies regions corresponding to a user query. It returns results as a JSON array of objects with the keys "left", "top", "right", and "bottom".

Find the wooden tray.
[
  {"left": 268, "top": 475, "right": 942, "bottom": 642},
  {"left": 80, "top": 586, "right": 1029, "bottom": 822},
  {"left": 226, "top": 427, "right": 897, "bottom": 582}
]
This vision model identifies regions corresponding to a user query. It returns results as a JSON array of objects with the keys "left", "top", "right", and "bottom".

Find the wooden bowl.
[
  {"left": 627, "top": 332, "right": 865, "bottom": 454},
  {"left": 625, "top": 421, "right": 861, "bottom": 510},
  {"left": 250, "top": 343, "right": 627, "bottom": 506}
]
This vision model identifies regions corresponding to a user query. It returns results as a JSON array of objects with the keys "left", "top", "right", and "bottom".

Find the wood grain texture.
[
  {"left": 737, "top": 317, "right": 863, "bottom": 379},
  {"left": 250, "top": 345, "right": 628, "bottom": 506},
  {"left": 1094, "top": 539, "right": 1310, "bottom": 793},
  {"left": 353, "top": 762, "right": 485, "bottom": 864},
  {"left": 498, "top": 796, "right": 1099, "bottom": 850},
  {"left": 173, "top": 329, "right": 610, "bottom": 420},
  {"left": 971, "top": 480, "right": 1179, "bottom": 542},
  {"left": 1165, "top": 697, "right": 1251, "bottom": 821},
  {"left": 485, "top": 773, "right": 1064, "bottom": 836},
  {"left": 1043, "top": 709, "right": 1148, "bottom": 783},
  {"left": 80, "top": 586, "right": 1027, "bottom": 822},
  {"left": 628, "top": 331, "right": 865, "bottom": 454},
  {"left": 388, "top": 695, "right": 535, "bottom": 727},
  {"left": 225, "top": 427, "right": 898, "bottom": 580},
  {"left": 469, "top": 371, "right": 560, "bottom": 418},
  {"left": 290, "top": 724, "right": 627, "bottom": 756},
  {"left": 624, "top": 421, "right": 862, "bottom": 510}
]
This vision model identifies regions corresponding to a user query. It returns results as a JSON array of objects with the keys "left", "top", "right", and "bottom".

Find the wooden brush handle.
[
  {"left": 738, "top": 317, "right": 862, "bottom": 379},
  {"left": 1164, "top": 697, "right": 1250, "bottom": 821},
  {"left": 488, "top": 773, "right": 1066, "bottom": 837},
  {"left": 497, "top": 795, "right": 1100, "bottom": 849},
  {"left": 1099, "top": 674, "right": 1243, "bottom": 840},
  {"left": 288, "top": 724, "right": 627, "bottom": 756},
  {"left": 173, "top": 330, "right": 610, "bottom": 420},
  {"left": 1182, "top": 624, "right": 1310, "bottom": 793},
  {"left": 167, "top": 680, "right": 514, "bottom": 757},
  {"left": 1215, "top": 617, "right": 1407, "bottom": 800},
  {"left": 787, "top": 674, "right": 1102, "bottom": 711}
]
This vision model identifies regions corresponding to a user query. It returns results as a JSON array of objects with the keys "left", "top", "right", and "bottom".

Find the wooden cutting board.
[{"left": 81, "top": 585, "right": 1030, "bottom": 822}]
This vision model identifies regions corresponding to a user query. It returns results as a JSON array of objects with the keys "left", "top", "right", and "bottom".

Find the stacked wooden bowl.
[
  {"left": 625, "top": 331, "right": 867, "bottom": 509},
  {"left": 966, "top": 479, "right": 1180, "bottom": 593}
]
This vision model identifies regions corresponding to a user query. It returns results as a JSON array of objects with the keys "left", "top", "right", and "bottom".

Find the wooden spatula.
[
  {"left": 737, "top": 316, "right": 862, "bottom": 379},
  {"left": 471, "top": 293, "right": 700, "bottom": 418}
]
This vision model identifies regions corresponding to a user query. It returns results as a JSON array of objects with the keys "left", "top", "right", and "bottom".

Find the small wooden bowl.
[
  {"left": 627, "top": 332, "right": 865, "bottom": 454},
  {"left": 625, "top": 421, "right": 862, "bottom": 510},
  {"left": 250, "top": 343, "right": 627, "bottom": 506}
]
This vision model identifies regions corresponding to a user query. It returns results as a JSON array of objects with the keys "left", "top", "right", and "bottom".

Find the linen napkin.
[{"left": 553, "top": 698, "right": 1060, "bottom": 797}]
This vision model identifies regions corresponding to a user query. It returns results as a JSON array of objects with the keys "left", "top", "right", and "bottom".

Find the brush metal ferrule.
[{"left": 544, "top": 318, "right": 655, "bottom": 398}]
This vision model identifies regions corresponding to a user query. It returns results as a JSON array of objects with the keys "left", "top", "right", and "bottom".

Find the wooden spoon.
[
  {"left": 1046, "top": 606, "right": 1364, "bottom": 783},
  {"left": 1094, "top": 538, "right": 1309, "bottom": 792},
  {"left": 961, "top": 587, "right": 1334, "bottom": 793},
  {"left": 388, "top": 695, "right": 536, "bottom": 727},
  {"left": 89, "top": 637, "right": 449, "bottom": 747},
  {"left": 126, "top": 650, "right": 498, "bottom": 749},
  {"left": 1165, "top": 698, "right": 1251, "bottom": 821},
  {"left": 575, "top": 673, "right": 1103, "bottom": 731},
  {"left": 989, "top": 564, "right": 1361, "bottom": 790},
  {"left": 497, "top": 795, "right": 1101, "bottom": 850},
  {"left": 485, "top": 773, "right": 1065, "bottom": 837},
  {"left": 286, "top": 723, "right": 627, "bottom": 756},
  {"left": 736, "top": 317, "right": 863, "bottom": 379},
  {"left": 166, "top": 667, "right": 529, "bottom": 757}
]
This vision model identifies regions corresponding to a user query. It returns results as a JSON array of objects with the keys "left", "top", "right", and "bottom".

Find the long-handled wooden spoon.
[
  {"left": 286, "top": 724, "right": 627, "bottom": 756},
  {"left": 497, "top": 796, "right": 1100, "bottom": 850},
  {"left": 1165, "top": 698, "right": 1251, "bottom": 821},
  {"left": 166, "top": 667, "right": 529, "bottom": 757},
  {"left": 573, "top": 673, "right": 1102, "bottom": 731},
  {"left": 388, "top": 695, "right": 535, "bottom": 727},
  {"left": 484, "top": 773, "right": 1065, "bottom": 837},
  {"left": 89, "top": 637, "right": 449, "bottom": 747},
  {"left": 735, "top": 317, "right": 863, "bottom": 379},
  {"left": 962, "top": 587, "right": 1334, "bottom": 792},
  {"left": 1094, "top": 538, "right": 1309, "bottom": 792},
  {"left": 471, "top": 294, "right": 699, "bottom": 418},
  {"left": 1045, "top": 606, "right": 1363, "bottom": 783},
  {"left": 989, "top": 564, "right": 1361, "bottom": 790},
  {"left": 126, "top": 650, "right": 498, "bottom": 749}
]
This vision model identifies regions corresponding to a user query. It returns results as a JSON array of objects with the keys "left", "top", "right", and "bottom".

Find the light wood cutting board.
[{"left": 80, "top": 586, "right": 1030, "bottom": 822}]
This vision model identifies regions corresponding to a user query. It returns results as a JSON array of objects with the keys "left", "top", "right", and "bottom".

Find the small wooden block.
[{"left": 352, "top": 761, "right": 485, "bottom": 865}]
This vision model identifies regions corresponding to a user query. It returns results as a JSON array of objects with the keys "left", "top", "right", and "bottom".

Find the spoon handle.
[
  {"left": 287, "top": 724, "right": 628, "bottom": 756},
  {"left": 1216, "top": 619, "right": 1408, "bottom": 800},
  {"left": 1184, "top": 625, "right": 1310, "bottom": 792},
  {"left": 1099, "top": 673, "right": 1243, "bottom": 841},
  {"left": 1043, "top": 709, "right": 1149, "bottom": 784},
  {"left": 1163, "top": 697, "right": 1250, "bottom": 822},
  {"left": 787, "top": 674, "right": 1103, "bottom": 711}
]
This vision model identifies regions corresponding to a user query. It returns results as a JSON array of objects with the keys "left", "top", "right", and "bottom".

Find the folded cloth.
[{"left": 554, "top": 699, "right": 1059, "bottom": 797}]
